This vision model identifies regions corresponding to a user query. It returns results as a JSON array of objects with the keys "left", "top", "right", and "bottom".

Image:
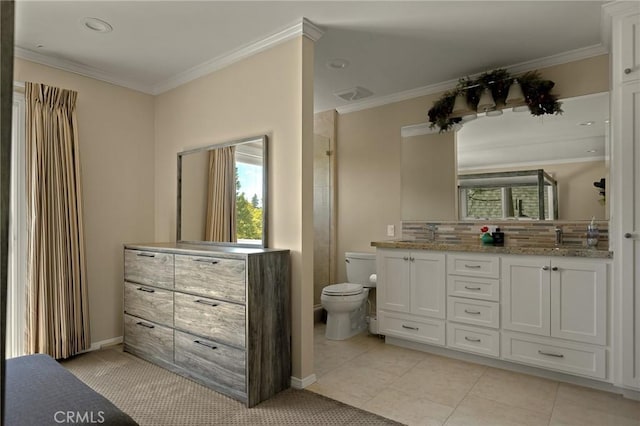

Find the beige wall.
[
  {"left": 14, "top": 58, "right": 156, "bottom": 344},
  {"left": 154, "top": 37, "right": 315, "bottom": 380},
  {"left": 336, "top": 54, "right": 609, "bottom": 282}
]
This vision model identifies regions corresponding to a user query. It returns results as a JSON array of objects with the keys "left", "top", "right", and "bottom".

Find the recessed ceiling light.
[
  {"left": 578, "top": 121, "right": 595, "bottom": 126},
  {"left": 82, "top": 17, "right": 113, "bottom": 33},
  {"left": 326, "top": 58, "right": 349, "bottom": 70}
]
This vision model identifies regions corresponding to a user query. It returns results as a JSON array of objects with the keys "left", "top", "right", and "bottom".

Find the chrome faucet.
[
  {"left": 554, "top": 226, "right": 563, "bottom": 246},
  {"left": 425, "top": 224, "right": 437, "bottom": 242}
]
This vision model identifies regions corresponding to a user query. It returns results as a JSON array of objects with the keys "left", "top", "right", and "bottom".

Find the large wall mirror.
[
  {"left": 401, "top": 92, "right": 609, "bottom": 221},
  {"left": 177, "top": 135, "right": 268, "bottom": 247}
]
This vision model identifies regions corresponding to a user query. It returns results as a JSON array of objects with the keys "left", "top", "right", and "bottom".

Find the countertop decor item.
[
  {"left": 427, "top": 68, "right": 563, "bottom": 133},
  {"left": 480, "top": 226, "right": 493, "bottom": 245}
]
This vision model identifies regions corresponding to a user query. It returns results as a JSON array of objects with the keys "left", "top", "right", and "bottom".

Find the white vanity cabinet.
[{"left": 377, "top": 249, "right": 446, "bottom": 345}]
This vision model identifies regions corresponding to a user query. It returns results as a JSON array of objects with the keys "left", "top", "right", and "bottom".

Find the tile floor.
[{"left": 308, "top": 324, "right": 640, "bottom": 426}]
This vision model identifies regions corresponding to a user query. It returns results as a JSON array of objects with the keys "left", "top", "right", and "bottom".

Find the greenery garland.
[{"left": 427, "top": 68, "right": 563, "bottom": 133}]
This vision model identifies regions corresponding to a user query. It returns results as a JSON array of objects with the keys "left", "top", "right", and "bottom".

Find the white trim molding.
[
  {"left": 83, "top": 336, "right": 124, "bottom": 354},
  {"left": 336, "top": 43, "right": 609, "bottom": 115},
  {"left": 290, "top": 373, "right": 317, "bottom": 389}
]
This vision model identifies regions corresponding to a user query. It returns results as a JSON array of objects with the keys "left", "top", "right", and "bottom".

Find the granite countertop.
[
  {"left": 124, "top": 242, "right": 287, "bottom": 256},
  {"left": 371, "top": 240, "right": 613, "bottom": 259}
]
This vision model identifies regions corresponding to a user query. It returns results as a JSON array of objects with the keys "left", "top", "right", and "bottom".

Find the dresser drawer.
[
  {"left": 502, "top": 332, "right": 606, "bottom": 379},
  {"left": 379, "top": 311, "right": 445, "bottom": 346},
  {"left": 447, "top": 254, "right": 500, "bottom": 279},
  {"left": 447, "top": 275, "right": 499, "bottom": 302},
  {"left": 447, "top": 297, "right": 500, "bottom": 329},
  {"left": 174, "top": 293, "right": 246, "bottom": 349},
  {"left": 124, "top": 314, "right": 173, "bottom": 364},
  {"left": 124, "top": 249, "right": 174, "bottom": 289},
  {"left": 175, "top": 255, "right": 246, "bottom": 303},
  {"left": 124, "top": 282, "right": 173, "bottom": 327},
  {"left": 175, "top": 330, "right": 246, "bottom": 394},
  {"left": 447, "top": 323, "right": 500, "bottom": 357}
]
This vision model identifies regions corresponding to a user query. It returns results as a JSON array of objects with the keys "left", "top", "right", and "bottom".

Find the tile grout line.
[
  {"left": 442, "top": 364, "right": 489, "bottom": 425},
  {"left": 547, "top": 382, "right": 560, "bottom": 426}
]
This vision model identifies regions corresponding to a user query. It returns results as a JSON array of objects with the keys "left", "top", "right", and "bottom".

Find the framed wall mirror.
[{"left": 177, "top": 135, "right": 268, "bottom": 247}]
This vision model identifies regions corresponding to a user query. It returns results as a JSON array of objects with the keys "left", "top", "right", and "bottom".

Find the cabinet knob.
[
  {"left": 551, "top": 267, "right": 559, "bottom": 271},
  {"left": 624, "top": 68, "right": 632, "bottom": 74},
  {"left": 403, "top": 256, "right": 409, "bottom": 261},
  {"left": 624, "top": 233, "right": 633, "bottom": 239},
  {"left": 542, "top": 266, "right": 549, "bottom": 271}
]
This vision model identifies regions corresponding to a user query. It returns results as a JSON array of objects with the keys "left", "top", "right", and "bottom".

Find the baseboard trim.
[
  {"left": 290, "top": 374, "right": 317, "bottom": 389},
  {"left": 85, "top": 336, "right": 123, "bottom": 353}
]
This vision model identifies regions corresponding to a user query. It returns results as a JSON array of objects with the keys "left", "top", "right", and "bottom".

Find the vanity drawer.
[
  {"left": 379, "top": 311, "right": 445, "bottom": 346},
  {"left": 502, "top": 331, "right": 606, "bottom": 379},
  {"left": 174, "top": 293, "right": 246, "bottom": 349},
  {"left": 175, "top": 254, "right": 246, "bottom": 303},
  {"left": 447, "top": 275, "right": 499, "bottom": 302},
  {"left": 124, "top": 314, "right": 173, "bottom": 364},
  {"left": 447, "top": 297, "right": 500, "bottom": 329},
  {"left": 447, "top": 323, "right": 500, "bottom": 357},
  {"left": 124, "top": 281, "right": 173, "bottom": 327},
  {"left": 447, "top": 254, "right": 500, "bottom": 279},
  {"left": 124, "top": 249, "right": 174, "bottom": 289},
  {"left": 174, "top": 330, "right": 246, "bottom": 394}
]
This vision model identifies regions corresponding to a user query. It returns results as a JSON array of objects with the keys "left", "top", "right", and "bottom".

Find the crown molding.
[
  {"left": 335, "top": 43, "right": 609, "bottom": 115},
  {"left": 14, "top": 47, "right": 155, "bottom": 94},
  {"left": 152, "top": 18, "right": 323, "bottom": 94}
]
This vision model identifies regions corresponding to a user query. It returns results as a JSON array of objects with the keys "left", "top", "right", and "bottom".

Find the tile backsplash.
[{"left": 402, "top": 220, "right": 609, "bottom": 249}]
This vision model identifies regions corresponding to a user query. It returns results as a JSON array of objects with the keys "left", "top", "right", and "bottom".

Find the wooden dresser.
[{"left": 123, "top": 242, "right": 290, "bottom": 407}]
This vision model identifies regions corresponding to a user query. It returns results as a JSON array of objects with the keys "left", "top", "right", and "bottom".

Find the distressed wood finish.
[
  {"left": 123, "top": 243, "right": 290, "bottom": 407},
  {"left": 174, "top": 330, "right": 246, "bottom": 393},
  {"left": 174, "top": 293, "right": 246, "bottom": 349},
  {"left": 124, "top": 282, "right": 173, "bottom": 327},
  {"left": 124, "top": 249, "right": 174, "bottom": 289},
  {"left": 175, "top": 254, "right": 246, "bottom": 303},
  {"left": 123, "top": 314, "right": 173, "bottom": 364}
]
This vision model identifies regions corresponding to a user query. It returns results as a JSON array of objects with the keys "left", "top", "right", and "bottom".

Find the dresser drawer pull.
[
  {"left": 401, "top": 324, "right": 419, "bottom": 331},
  {"left": 464, "top": 336, "right": 481, "bottom": 343},
  {"left": 538, "top": 350, "right": 564, "bottom": 358},
  {"left": 464, "top": 264, "right": 481, "bottom": 269},
  {"left": 136, "top": 321, "right": 155, "bottom": 329},
  {"left": 136, "top": 253, "right": 156, "bottom": 258},
  {"left": 137, "top": 287, "right": 155, "bottom": 293},
  {"left": 464, "top": 286, "right": 482, "bottom": 291},
  {"left": 194, "top": 299, "right": 219, "bottom": 307},
  {"left": 193, "top": 258, "right": 219, "bottom": 265},
  {"left": 194, "top": 340, "right": 218, "bottom": 350},
  {"left": 464, "top": 309, "right": 482, "bottom": 315}
]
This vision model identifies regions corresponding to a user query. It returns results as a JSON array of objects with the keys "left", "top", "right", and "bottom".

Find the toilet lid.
[{"left": 323, "top": 283, "right": 363, "bottom": 296}]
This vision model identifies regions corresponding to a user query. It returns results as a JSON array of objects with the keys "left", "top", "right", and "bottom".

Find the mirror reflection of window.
[{"left": 234, "top": 142, "right": 263, "bottom": 244}]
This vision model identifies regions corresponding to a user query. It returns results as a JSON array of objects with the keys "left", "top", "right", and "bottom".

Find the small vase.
[{"left": 480, "top": 233, "right": 494, "bottom": 245}]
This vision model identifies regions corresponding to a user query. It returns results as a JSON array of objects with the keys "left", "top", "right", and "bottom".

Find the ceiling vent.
[{"left": 334, "top": 86, "right": 373, "bottom": 102}]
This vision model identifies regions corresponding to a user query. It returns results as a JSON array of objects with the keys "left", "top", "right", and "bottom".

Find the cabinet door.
[
  {"left": 621, "top": 13, "right": 640, "bottom": 83},
  {"left": 378, "top": 250, "right": 411, "bottom": 313},
  {"left": 502, "top": 257, "right": 550, "bottom": 336},
  {"left": 411, "top": 252, "right": 446, "bottom": 319},
  {"left": 550, "top": 260, "right": 606, "bottom": 345}
]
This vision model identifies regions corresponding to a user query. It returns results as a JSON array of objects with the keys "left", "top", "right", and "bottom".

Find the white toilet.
[{"left": 321, "top": 252, "right": 376, "bottom": 340}]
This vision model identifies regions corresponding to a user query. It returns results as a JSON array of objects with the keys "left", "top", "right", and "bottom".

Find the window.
[{"left": 235, "top": 144, "right": 263, "bottom": 243}]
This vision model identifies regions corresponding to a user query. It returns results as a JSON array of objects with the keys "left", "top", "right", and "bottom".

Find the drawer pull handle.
[
  {"left": 464, "top": 264, "right": 481, "bottom": 269},
  {"left": 624, "top": 68, "right": 632, "bottom": 74},
  {"left": 538, "top": 350, "right": 564, "bottom": 358},
  {"left": 195, "top": 299, "right": 219, "bottom": 307},
  {"left": 137, "top": 253, "right": 156, "bottom": 258},
  {"left": 464, "top": 309, "right": 482, "bottom": 315},
  {"left": 464, "top": 336, "right": 481, "bottom": 343},
  {"left": 137, "top": 287, "right": 155, "bottom": 293},
  {"left": 464, "top": 286, "right": 482, "bottom": 291},
  {"left": 194, "top": 340, "right": 217, "bottom": 350},
  {"left": 193, "top": 258, "right": 219, "bottom": 264},
  {"left": 136, "top": 321, "right": 155, "bottom": 329},
  {"left": 401, "top": 325, "right": 419, "bottom": 331}
]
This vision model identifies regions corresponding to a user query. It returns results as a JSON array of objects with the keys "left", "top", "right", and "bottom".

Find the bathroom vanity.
[
  {"left": 373, "top": 241, "right": 613, "bottom": 383},
  {"left": 122, "top": 242, "right": 290, "bottom": 407}
]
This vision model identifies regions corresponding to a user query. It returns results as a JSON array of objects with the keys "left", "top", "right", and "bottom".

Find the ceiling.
[{"left": 15, "top": 1, "right": 607, "bottom": 112}]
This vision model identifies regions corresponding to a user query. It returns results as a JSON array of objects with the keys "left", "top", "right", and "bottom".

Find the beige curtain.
[
  {"left": 25, "top": 82, "right": 90, "bottom": 359},
  {"left": 204, "top": 146, "right": 237, "bottom": 242}
]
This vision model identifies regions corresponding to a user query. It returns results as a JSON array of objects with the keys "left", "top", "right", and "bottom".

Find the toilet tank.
[{"left": 345, "top": 252, "right": 376, "bottom": 287}]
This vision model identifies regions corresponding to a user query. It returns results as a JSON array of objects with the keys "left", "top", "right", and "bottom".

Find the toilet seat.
[{"left": 322, "top": 283, "right": 363, "bottom": 296}]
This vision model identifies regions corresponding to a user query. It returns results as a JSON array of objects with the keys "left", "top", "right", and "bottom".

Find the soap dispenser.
[{"left": 492, "top": 227, "right": 505, "bottom": 247}]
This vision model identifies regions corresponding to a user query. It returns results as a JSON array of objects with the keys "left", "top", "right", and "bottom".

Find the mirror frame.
[{"left": 176, "top": 134, "right": 268, "bottom": 248}]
